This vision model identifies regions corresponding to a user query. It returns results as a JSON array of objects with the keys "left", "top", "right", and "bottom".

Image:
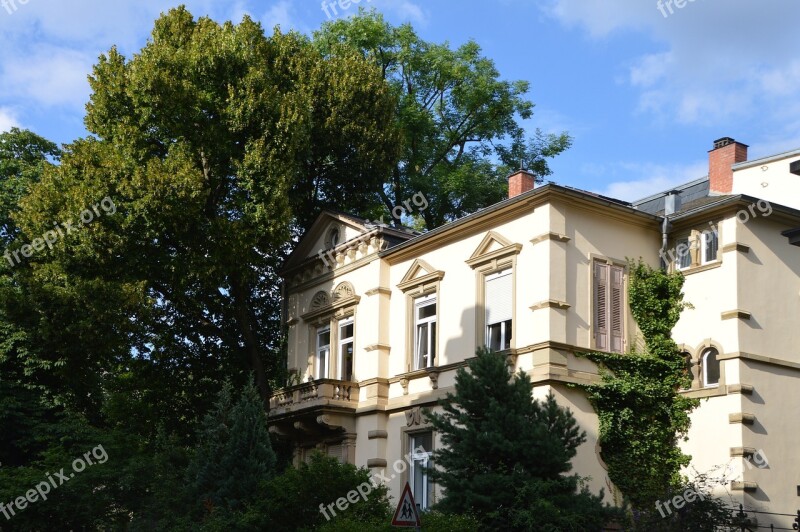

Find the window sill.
[
  {"left": 677, "top": 261, "right": 721, "bottom": 276},
  {"left": 679, "top": 385, "right": 726, "bottom": 399}
]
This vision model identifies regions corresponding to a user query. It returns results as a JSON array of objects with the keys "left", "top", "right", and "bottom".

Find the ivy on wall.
[{"left": 581, "top": 259, "right": 699, "bottom": 510}]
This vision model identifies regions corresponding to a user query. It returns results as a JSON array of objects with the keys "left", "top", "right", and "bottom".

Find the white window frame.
[
  {"left": 701, "top": 229, "right": 718, "bottom": 264},
  {"left": 702, "top": 348, "right": 720, "bottom": 388},
  {"left": 414, "top": 295, "right": 437, "bottom": 370},
  {"left": 338, "top": 318, "right": 354, "bottom": 381},
  {"left": 485, "top": 269, "right": 513, "bottom": 351},
  {"left": 315, "top": 326, "right": 331, "bottom": 380},
  {"left": 410, "top": 432, "right": 433, "bottom": 510}
]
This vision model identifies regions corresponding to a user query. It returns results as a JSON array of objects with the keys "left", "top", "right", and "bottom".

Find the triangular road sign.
[{"left": 391, "top": 482, "right": 421, "bottom": 527}]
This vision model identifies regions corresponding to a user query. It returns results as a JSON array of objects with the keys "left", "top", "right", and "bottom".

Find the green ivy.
[{"left": 581, "top": 259, "right": 699, "bottom": 510}]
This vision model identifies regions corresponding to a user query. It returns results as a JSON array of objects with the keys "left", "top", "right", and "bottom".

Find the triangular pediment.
[
  {"left": 282, "top": 211, "right": 371, "bottom": 271},
  {"left": 469, "top": 231, "right": 514, "bottom": 260},
  {"left": 399, "top": 259, "right": 436, "bottom": 285}
]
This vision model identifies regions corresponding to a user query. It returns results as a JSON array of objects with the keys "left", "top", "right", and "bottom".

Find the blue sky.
[{"left": 1, "top": 0, "right": 799, "bottom": 201}]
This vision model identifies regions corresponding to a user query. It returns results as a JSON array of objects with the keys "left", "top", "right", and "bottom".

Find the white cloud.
[
  {"left": 545, "top": 0, "right": 800, "bottom": 128},
  {"left": 0, "top": 46, "right": 94, "bottom": 109},
  {"left": 591, "top": 160, "right": 708, "bottom": 201},
  {"left": 0, "top": 107, "right": 21, "bottom": 132},
  {"left": 262, "top": 0, "right": 294, "bottom": 32}
]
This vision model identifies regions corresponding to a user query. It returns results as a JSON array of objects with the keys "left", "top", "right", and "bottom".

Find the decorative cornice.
[
  {"left": 730, "top": 447, "right": 757, "bottom": 458},
  {"left": 730, "top": 481, "right": 758, "bottom": 492},
  {"left": 722, "top": 242, "right": 750, "bottom": 254},
  {"left": 364, "top": 343, "right": 391, "bottom": 353},
  {"left": 530, "top": 232, "right": 570, "bottom": 245},
  {"left": 728, "top": 383, "right": 754, "bottom": 395},
  {"left": 397, "top": 270, "right": 446, "bottom": 292},
  {"left": 529, "top": 300, "right": 571, "bottom": 311},
  {"left": 729, "top": 412, "right": 756, "bottom": 425},
  {"left": 466, "top": 243, "right": 522, "bottom": 269},
  {"left": 367, "top": 458, "right": 387, "bottom": 468},
  {"left": 301, "top": 295, "right": 361, "bottom": 322},
  {"left": 365, "top": 287, "right": 392, "bottom": 297},
  {"left": 368, "top": 430, "right": 388, "bottom": 440},
  {"left": 721, "top": 309, "right": 751, "bottom": 321}
]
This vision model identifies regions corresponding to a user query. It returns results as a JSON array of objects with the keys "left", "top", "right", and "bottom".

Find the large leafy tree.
[
  {"left": 9, "top": 7, "right": 398, "bottom": 420},
  {"left": 314, "top": 10, "right": 572, "bottom": 229},
  {"left": 426, "top": 347, "right": 615, "bottom": 530}
]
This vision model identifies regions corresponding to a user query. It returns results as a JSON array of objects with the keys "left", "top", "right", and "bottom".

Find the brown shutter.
[
  {"left": 610, "top": 265, "right": 624, "bottom": 353},
  {"left": 593, "top": 261, "right": 608, "bottom": 350}
]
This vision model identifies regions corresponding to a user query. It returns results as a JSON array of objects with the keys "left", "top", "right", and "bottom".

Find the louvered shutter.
[
  {"left": 485, "top": 270, "right": 512, "bottom": 325},
  {"left": 593, "top": 262, "right": 609, "bottom": 350},
  {"left": 610, "top": 265, "right": 624, "bottom": 353}
]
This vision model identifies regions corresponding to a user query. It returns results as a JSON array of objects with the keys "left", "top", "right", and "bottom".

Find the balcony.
[{"left": 269, "top": 379, "right": 359, "bottom": 414}]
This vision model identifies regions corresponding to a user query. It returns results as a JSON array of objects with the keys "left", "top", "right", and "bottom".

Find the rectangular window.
[
  {"left": 701, "top": 229, "right": 718, "bottom": 264},
  {"left": 593, "top": 261, "right": 624, "bottom": 353},
  {"left": 675, "top": 237, "right": 692, "bottom": 270},
  {"left": 485, "top": 269, "right": 512, "bottom": 351},
  {"left": 414, "top": 295, "right": 437, "bottom": 369},
  {"left": 338, "top": 318, "right": 354, "bottom": 381},
  {"left": 315, "top": 326, "right": 330, "bottom": 379},
  {"left": 410, "top": 432, "right": 433, "bottom": 510}
]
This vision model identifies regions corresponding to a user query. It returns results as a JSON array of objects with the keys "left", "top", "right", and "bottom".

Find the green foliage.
[
  {"left": 314, "top": 9, "right": 572, "bottom": 229},
  {"left": 264, "top": 452, "right": 391, "bottom": 531},
  {"left": 582, "top": 259, "right": 700, "bottom": 511},
  {"left": 426, "top": 347, "right": 616, "bottom": 530}
]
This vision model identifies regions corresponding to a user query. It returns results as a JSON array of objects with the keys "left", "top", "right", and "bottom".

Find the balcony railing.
[{"left": 269, "top": 379, "right": 359, "bottom": 414}]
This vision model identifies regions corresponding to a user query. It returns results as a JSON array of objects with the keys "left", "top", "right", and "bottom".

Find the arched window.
[{"left": 702, "top": 348, "right": 720, "bottom": 387}]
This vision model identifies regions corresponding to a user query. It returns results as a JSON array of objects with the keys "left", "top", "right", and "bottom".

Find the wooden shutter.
[
  {"left": 593, "top": 261, "right": 608, "bottom": 351},
  {"left": 610, "top": 265, "right": 624, "bottom": 353}
]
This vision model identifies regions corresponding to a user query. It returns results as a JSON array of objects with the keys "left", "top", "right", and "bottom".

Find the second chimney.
[
  {"left": 709, "top": 137, "right": 748, "bottom": 194},
  {"left": 508, "top": 169, "right": 536, "bottom": 199}
]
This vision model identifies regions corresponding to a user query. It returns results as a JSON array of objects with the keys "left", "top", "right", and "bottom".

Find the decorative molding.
[
  {"left": 332, "top": 281, "right": 356, "bottom": 302},
  {"left": 529, "top": 299, "right": 571, "bottom": 311},
  {"left": 397, "top": 258, "right": 446, "bottom": 293},
  {"left": 400, "top": 378, "right": 409, "bottom": 396},
  {"left": 368, "top": 430, "right": 388, "bottom": 440},
  {"left": 729, "top": 413, "right": 756, "bottom": 425},
  {"left": 310, "top": 290, "right": 331, "bottom": 310},
  {"left": 530, "top": 232, "right": 570, "bottom": 245},
  {"left": 364, "top": 343, "right": 391, "bottom": 352},
  {"left": 367, "top": 458, "right": 388, "bottom": 468},
  {"left": 730, "top": 481, "right": 758, "bottom": 492},
  {"left": 730, "top": 447, "right": 757, "bottom": 458},
  {"left": 466, "top": 242, "right": 523, "bottom": 269},
  {"left": 721, "top": 309, "right": 752, "bottom": 321},
  {"left": 728, "top": 383, "right": 754, "bottom": 395},
  {"left": 405, "top": 407, "right": 423, "bottom": 427},
  {"left": 722, "top": 242, "right": 750, "bottom": 254},
  {"left": 428, "top": 371, "right": 439, "bottom": 390},
  {"left": 365, "top": 287, "right": 392, "bottom": 297}
]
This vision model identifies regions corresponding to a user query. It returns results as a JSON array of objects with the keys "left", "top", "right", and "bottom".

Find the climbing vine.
[{"left": 582, "top": 259, "right": 699, "bottom": 510}]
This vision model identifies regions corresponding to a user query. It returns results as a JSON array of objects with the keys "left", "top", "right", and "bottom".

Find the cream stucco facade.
[{"left": 269, "top": 140, "right": 800, "bottom": 528}]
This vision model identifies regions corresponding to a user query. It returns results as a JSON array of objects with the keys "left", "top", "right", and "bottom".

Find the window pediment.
[
  {"left": 466, "top": 231, "right": 522, "bottom": 269},
  {"left": 397, "top": 258, "right": 445, "bottom": 293},
  {"left": 302, "top": 283, "right": 361, "bottom": 322}
]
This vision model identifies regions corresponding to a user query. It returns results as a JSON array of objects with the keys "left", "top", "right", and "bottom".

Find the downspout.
[{"left": 660, "top": 191, "right": 681, "bottom": 270}]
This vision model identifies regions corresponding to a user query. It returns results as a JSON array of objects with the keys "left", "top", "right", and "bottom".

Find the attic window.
[{"left": 327, "top": 227, "right": 341, "bottom": 249}]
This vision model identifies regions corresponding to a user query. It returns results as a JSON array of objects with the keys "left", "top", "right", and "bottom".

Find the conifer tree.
[{"left": 427, "top": 347, "right": 616, "bottom": 530}]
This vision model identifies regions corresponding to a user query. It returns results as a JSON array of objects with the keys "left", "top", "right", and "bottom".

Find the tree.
[
  {"left": 181, "top": 380, "right": 276, "bottom": 527},
  {"left": 426, "top": 347, "right": 615, "bottom": 530},
  {"left": 314, "top": 10, "right": 572, "bottom": 229}
]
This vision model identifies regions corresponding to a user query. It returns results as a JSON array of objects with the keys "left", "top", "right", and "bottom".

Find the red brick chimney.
[
  {"left": 508, "top": 169, "right": 536, "bottom": 198},
  {"left": 708, "top": 137, "right": 748, "bottom": 194}
]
